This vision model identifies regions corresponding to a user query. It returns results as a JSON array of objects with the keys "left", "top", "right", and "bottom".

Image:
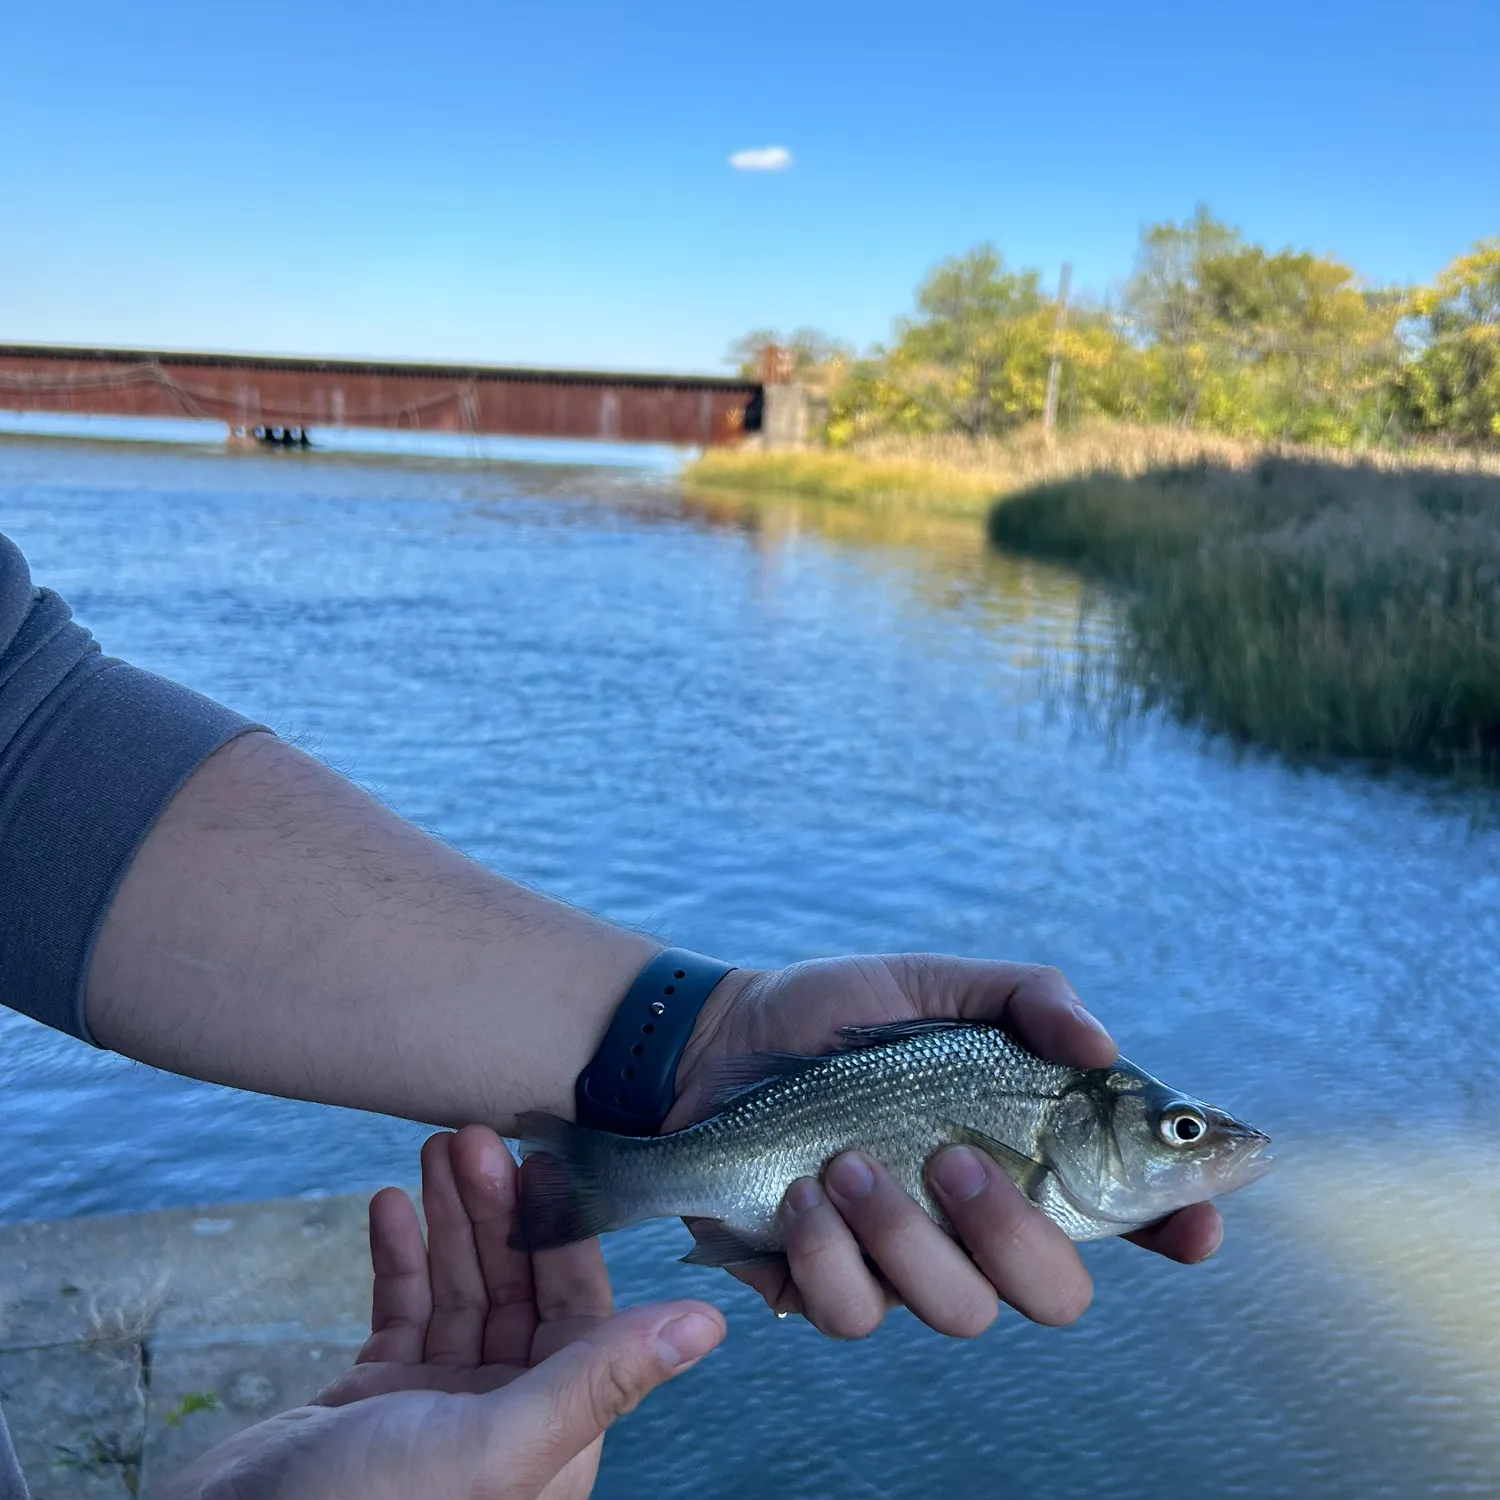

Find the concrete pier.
[
  {"left": 0, "top": 1194, "right": 381, "bottom": 1498},
  {"left": 759, "top": 383, "right": 811, "bottom": 448}
]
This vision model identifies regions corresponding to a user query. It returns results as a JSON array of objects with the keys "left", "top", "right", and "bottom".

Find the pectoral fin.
[{"left": 945, "top": 1123, "right": 1050, "bottom": 1201}]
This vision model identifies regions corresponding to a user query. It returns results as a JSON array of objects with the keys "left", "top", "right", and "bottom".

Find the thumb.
[{"left": 476, "top": 1300, "right": 725, "bottom": 1494}]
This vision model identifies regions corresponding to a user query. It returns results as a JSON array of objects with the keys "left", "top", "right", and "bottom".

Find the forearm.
[{"left": 85, "top": 732, "right": 661, "bottom": 1132}]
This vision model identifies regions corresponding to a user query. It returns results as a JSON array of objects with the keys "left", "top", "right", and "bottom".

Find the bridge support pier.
[{"left": 759, "top": 382, "right": 810, "bottom": 448}]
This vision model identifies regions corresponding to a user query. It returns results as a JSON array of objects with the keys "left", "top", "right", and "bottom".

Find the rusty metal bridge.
[{"left": 0, "top": 343, "right": 764, "bottom": 447}]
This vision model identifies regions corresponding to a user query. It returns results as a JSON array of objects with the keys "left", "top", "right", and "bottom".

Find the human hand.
[
  {"left": 164, "top": 1125, "right": 725, "bottom": 1500},
  {"left": 665, "top": 955, "right": 1222, "bottom": 1340}
]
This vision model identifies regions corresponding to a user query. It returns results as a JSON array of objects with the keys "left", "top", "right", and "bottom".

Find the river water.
[{"left": 2, "top": 436, "right": 1498, "bottom": 1499}]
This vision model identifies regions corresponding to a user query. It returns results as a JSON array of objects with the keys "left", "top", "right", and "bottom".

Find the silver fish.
[{"left": 514, "top": 1019, "right": 1272, "bottom": 1266}]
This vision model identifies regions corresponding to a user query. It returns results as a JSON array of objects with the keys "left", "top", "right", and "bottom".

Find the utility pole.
[{"left": 1043, "top": 261, "right": 1072, "bottom": 440}]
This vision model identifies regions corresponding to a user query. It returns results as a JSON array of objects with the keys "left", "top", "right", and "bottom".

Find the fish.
[{"left": 512, "top": 1018, "right": 1272, "bottom": 1267}]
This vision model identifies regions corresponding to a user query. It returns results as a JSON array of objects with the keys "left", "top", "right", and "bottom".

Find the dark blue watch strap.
[{"left": 575, "top": 948, "right": 736, "bottom": 1136}]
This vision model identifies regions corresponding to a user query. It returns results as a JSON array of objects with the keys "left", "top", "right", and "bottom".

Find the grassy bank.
[
  {"left": 988, "top": 458, "right": 1500, "bottom": 775},
  {"left": 686, "top": 424, "right": 1500, "bottom": 519},
  {"left": 684, "top": 425, "right": 1282, "bottom": 516}
]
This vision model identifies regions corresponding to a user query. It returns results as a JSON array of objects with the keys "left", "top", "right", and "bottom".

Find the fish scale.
[
  {"left": 513, "top": 1019, "right": 1272, "bottom": 1264},
  {"left": 664, "top": 1027, "right": 1080, "bottom": 1237}
]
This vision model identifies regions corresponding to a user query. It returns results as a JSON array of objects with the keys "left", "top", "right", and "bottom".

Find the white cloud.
[{"left": 729, "top": 146, "right": 793, "bottom": 172}]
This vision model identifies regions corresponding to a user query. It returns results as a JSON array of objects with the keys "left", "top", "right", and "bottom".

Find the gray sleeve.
[
  {"left": 0, "top": 531, "right": 261, "bottom": 1043},
  {"left": 0, "top": 1408, "right": 24, "bottom": 1500}
]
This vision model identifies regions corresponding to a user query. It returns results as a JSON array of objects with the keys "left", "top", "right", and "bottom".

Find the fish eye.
[{"left": 1158, "top": 1104, "right": 1208, "bottom": 1148}]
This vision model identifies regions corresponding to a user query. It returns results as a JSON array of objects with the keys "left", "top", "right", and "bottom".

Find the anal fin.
[
  {"left": 946, "top": 1123, "right": 1050, "bottom": 1200},
  {"left": 678, "top": 1220, "right": 787, "bottom": 1270}
]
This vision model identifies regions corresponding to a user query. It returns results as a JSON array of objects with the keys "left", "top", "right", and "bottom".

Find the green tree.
[
  {"left": 1124, "top": 206, "right": 1244, "bottom": 426},
  {"left": 1402, "top": 241, "right": 1500, "bottom": 445},
  {"left": 892, "top": 245, "right": 1051, "bottom": 436},
  {"left": 828, "top": 246, "right": 1133, "bottom": 442},
  {"left": 1198, "top": 246, "right": 1405, "bottom": 443},
  {"left": 1125, "top": 208, "right": 1405, "bottom": 443}
]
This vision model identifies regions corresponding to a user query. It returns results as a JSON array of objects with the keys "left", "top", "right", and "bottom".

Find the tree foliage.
[
  {"left": 733, "top": 214, "right": 1500, "bottom": 451},
  {"left": 826, "top": 247, "right": 1131, "bottom": 445},
  {"left": 1123, "top": 208, "right": 1406, "bottom": 444},
  {"left": 1401, "top": 240, "right": 1500, "bottom": 445}
]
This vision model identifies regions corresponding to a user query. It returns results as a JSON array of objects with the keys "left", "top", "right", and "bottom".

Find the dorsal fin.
[
  {"left": 835, "top": 1018, "right": 980, "bottom": 1050},
  {"left": 694, "top": 1049, "right": 825, "bottom": 1114},
  {"left": 692, "top": 1020, "right": 994, "bottom": 1118}
]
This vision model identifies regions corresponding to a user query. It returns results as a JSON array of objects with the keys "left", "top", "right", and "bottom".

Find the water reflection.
[{"left": 675, "top": 483, "right": 1091, "bottom": 655}]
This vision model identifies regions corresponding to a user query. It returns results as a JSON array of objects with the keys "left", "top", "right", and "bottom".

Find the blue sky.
[{"left": 2, "top": 0, "right": 1496, "bottom": 373}]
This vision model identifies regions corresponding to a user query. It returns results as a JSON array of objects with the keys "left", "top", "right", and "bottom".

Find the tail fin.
[{"left": 510, "top": 1111, "right": 628, "bottom": 1252}]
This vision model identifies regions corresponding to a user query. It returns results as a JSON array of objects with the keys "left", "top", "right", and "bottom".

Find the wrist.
[
  {"left": 573, "top": 948, "right": 743, "bottom": 1134},
  {"left": 665, "top": 966, "right": 764, "bottom": 1130}
]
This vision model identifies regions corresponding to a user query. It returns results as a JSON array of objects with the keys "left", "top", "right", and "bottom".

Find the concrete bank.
[{"left": 0, "top": 1193, "right": 382, "bottom": 1498}]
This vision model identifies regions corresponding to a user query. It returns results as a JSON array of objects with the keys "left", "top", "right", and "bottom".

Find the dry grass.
[
  {"left": 685, "top": 424, "right": 1500, "bottom": 518},
  {"left": 78, "top": 1280, "right": 168, "bottom": 1358},
  {"left": 989, "top": 457, "right": 1500, "bottom": 774}
]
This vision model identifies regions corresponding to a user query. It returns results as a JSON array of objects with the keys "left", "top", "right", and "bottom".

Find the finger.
[
  {"left": 1124, "top": 1200, "right": 1224, "bottom": 1263},
  {"left": 907, "top": 956, "right": 1116, "bottom": 1070},
  {"left": 999, "top": 965, "right": 1116, "bottom": 1069},
  {"left": 682, "top": 1220, "right": 809, "bottom": 1320},
  {"left": 780, "top": 1178, "right": 888, "bottom": 1338},
  {"left": 420, "top": 1131, "right": 490, "bottom": 1366},
  {"left": 449, "top": 1124, "right": 539, "bottom": 1366},
  {"left": 684, "top": 1224, "right": 810, "bottom": 1320},
  {"left": 475, "top": 1301, "right": 725, "bottom": 1490},
  {"left": 823, "top": 1152, "right": 999, "bottom": 1338},
  {"left": 927, "top": 1145, "right": 1093, "bottom": 1326},
  {"left": 316, "top": 1359, "right": 525, "bottom": 1406},
  {"left": 733, "top": 1262, "right": 806, "bottom": 1319},
  {"left": 358, "top": 1186, "right": 431, "bottom": 1366},
  {"left": 529, "top": 1238, "right": 615, "bottom": 1364}
]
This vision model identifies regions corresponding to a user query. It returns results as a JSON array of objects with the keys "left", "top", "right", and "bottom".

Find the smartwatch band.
[{"left": 575, "top": 948, "right": 736, "bottom": 1136}]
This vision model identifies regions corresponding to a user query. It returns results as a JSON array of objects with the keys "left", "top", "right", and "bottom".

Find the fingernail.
[
  {"left": 826, "top": 1152, "right": 876, "bottom": 1201},
  {"left": 656, "top": 1312, "right": 722, "bottom": 1369},
  {"left": 784, "top": 1178, "right": 823, "bottom": 1216},
  {"left": 1072, "top": 1003, "right": 1114, "bottom": 1045},
  {"left": 931, "top": 1145, "right": 988, "bottom": 1202}
]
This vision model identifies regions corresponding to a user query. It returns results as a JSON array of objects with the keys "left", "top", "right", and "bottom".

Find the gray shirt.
[{"left": 0, "top": 529, "right": 257, "bottom": 1495}]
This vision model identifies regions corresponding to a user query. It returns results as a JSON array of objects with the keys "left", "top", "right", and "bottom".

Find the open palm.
[
  {"left": 163, "top": 1126, "right": 722, "bottom": 1500},
  {"left": 318, "top": 1126, "right": 617, "bottom": 1500}
]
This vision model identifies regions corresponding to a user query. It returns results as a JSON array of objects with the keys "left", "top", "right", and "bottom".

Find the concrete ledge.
[{"left": 0, "top": 1192, "right": 385, "bottom": 1499}]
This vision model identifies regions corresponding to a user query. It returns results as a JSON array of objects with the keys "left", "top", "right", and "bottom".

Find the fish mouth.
[{"left": 1222, "top": 1127, "right": 1275, "bottom": 1189}]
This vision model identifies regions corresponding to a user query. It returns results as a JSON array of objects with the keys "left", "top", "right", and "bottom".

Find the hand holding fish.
[
  {"left": 163, "top": 1126, "right": 724, "bottom": 1500},
  {"left": 517, "top": 955, "right": 1270, "bottom": 1343}
]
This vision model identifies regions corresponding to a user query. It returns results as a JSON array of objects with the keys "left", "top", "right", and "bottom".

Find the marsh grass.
[
  {"left": 685, "top": 424, "right": 1500, "bottom": 518},
  {"left": 988, "top": 458, "right": 1500, "bottom": 774}
]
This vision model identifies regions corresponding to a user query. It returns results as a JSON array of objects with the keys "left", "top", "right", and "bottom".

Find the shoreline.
[
  {"left": 684, "top": 424, "right": 1500, "bottom": 521},
  {"left": 690, "top": 427, "right": 1500, "bottom": 779}
]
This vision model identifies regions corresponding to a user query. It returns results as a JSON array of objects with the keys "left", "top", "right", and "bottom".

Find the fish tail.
[{"left": 511, "top": 1111, "right": 637, "bottom": 1251}]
